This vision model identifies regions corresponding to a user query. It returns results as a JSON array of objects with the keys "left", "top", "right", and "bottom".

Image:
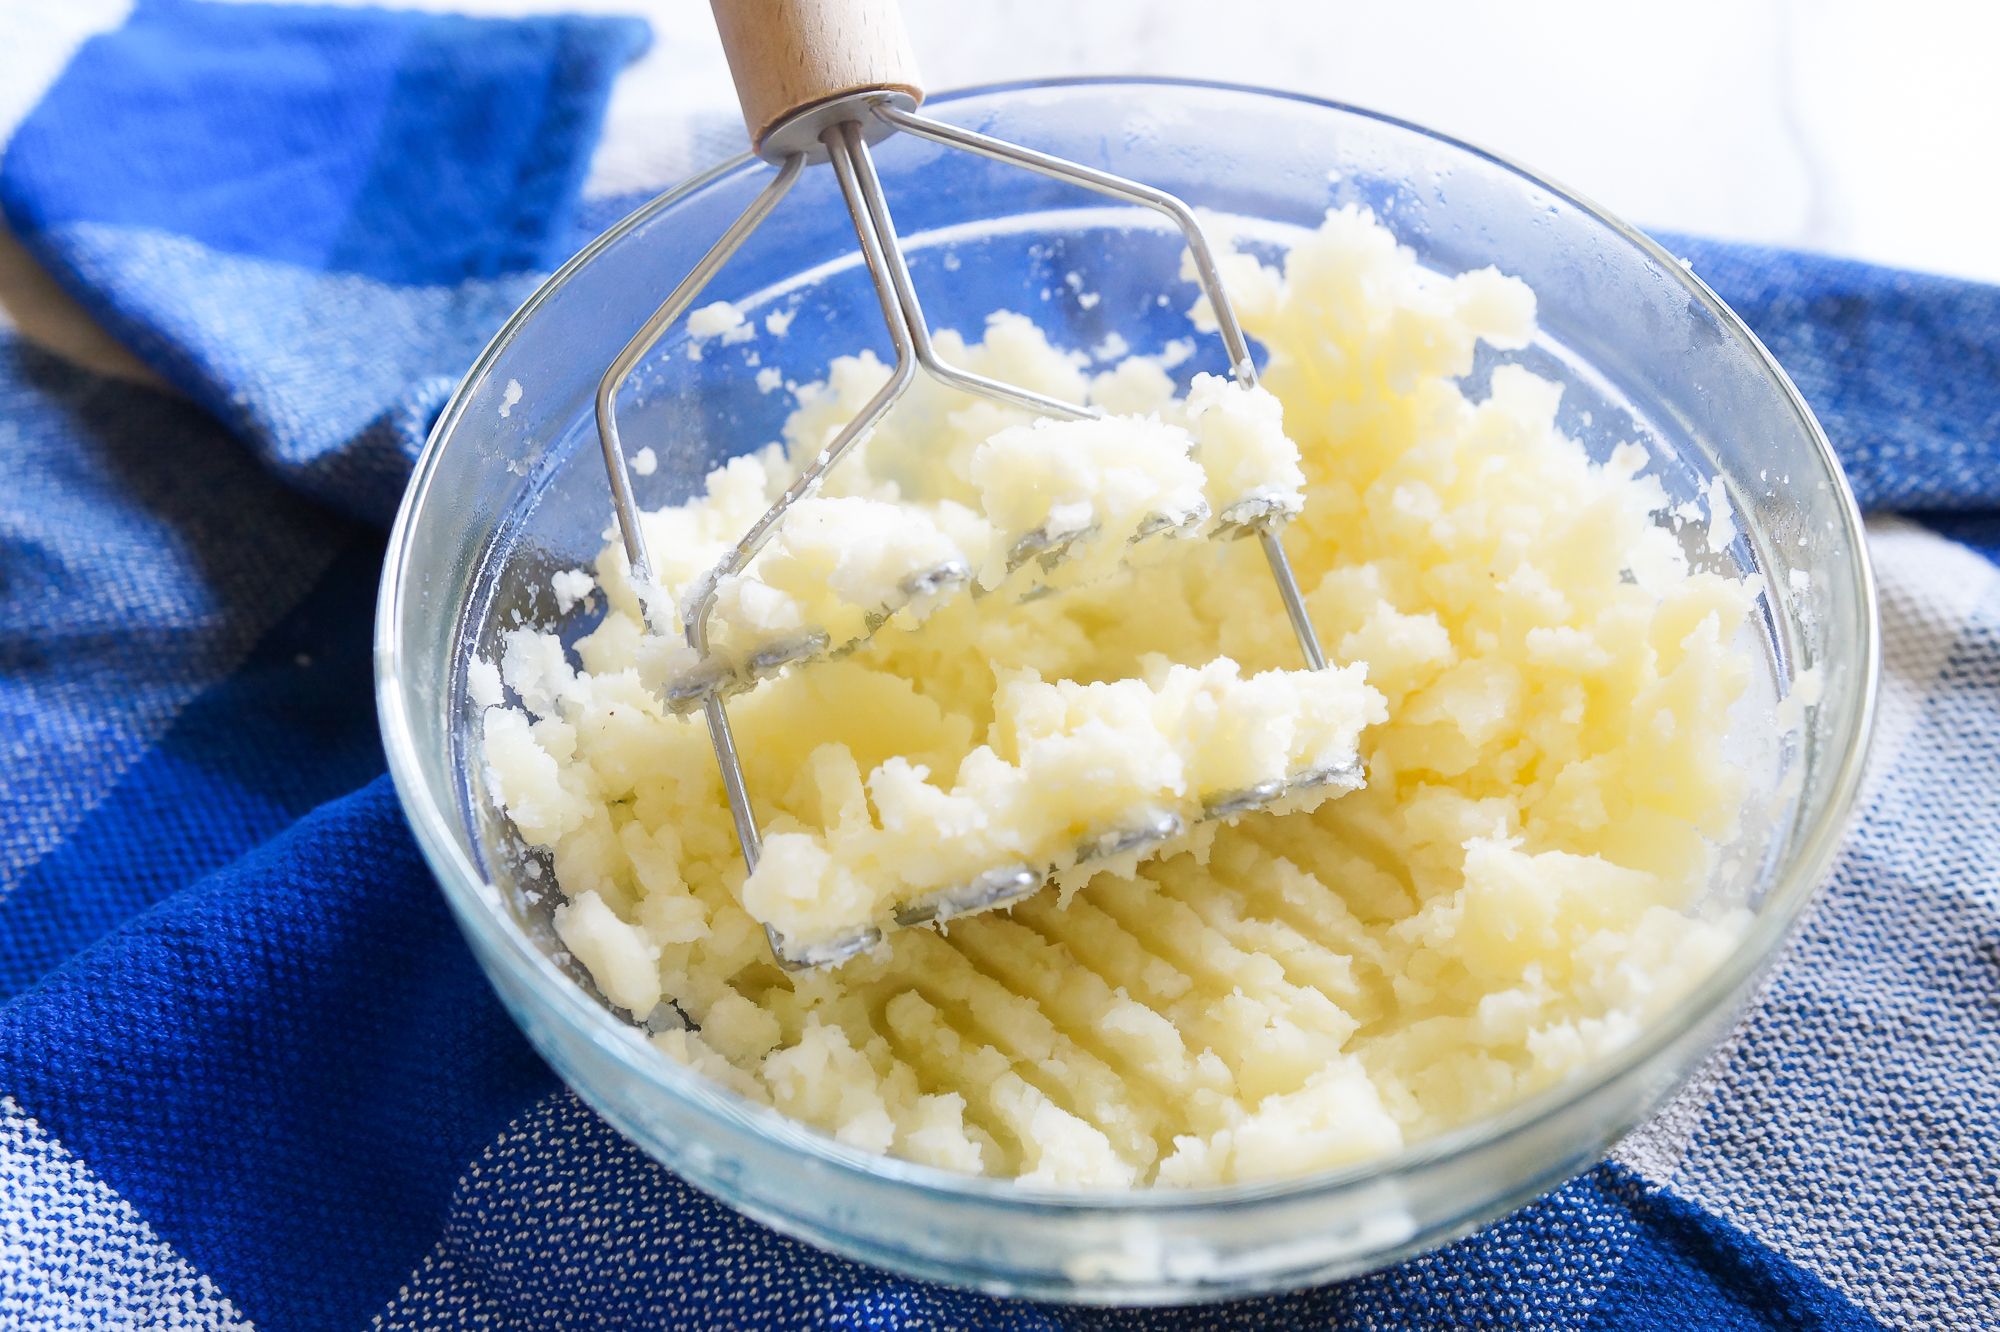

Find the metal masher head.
[{"left": 591, "top": 0, "right": 1337, "bottom": 970}]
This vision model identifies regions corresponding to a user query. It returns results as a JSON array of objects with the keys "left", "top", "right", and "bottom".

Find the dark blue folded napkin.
[
  {"left": 1660, "top": 232, "right": 2000, "bottom": 514},
  {"left": 1, "top": 0, "right": 646, "bottom": 524}
]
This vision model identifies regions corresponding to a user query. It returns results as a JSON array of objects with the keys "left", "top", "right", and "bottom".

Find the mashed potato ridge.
[
  {"left": 744, "top": 658, "right": 1383, "bottom": 950},
  {"left": 482, "top": 204, "right": 1755, "bottom": 1187}
]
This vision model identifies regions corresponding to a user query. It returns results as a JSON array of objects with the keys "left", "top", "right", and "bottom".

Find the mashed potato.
[
  {"left": 618, "top": 373, "right": 1304, "bottom": 709},
  {"left": 742, "top": 658, "right": 1381, "bottom": 951},
  {"left": 481, "top": 205, "right": 1754, "bottom": 1187}
]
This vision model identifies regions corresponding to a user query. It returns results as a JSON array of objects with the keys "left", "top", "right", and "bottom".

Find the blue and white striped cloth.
[{"left": 0, "top": 3, "right": 1995, "bottom": 1328}]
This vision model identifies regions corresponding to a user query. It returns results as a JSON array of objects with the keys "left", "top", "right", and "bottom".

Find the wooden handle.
[{"left": 711, "top": 0, "right": 924, "bottom": 154}]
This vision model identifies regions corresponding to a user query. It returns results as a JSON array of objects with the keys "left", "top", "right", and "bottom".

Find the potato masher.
[{"left": 595, "top": 0, "right": 1349, "bottom": 969}]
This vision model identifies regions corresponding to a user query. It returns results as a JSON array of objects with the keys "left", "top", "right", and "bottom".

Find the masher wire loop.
[{"left": 593, "top": 94, "right": 1331, "bottom": 969}]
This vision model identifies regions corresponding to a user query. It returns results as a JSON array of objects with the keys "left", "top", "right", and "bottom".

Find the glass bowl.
[{"left": 375, "top": 79, "right": 1877, "bottom": 1304}]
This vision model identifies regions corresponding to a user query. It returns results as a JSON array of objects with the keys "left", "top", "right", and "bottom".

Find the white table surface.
[{"left": 606, "top": 0, "right": 2000, "bottom": 283}]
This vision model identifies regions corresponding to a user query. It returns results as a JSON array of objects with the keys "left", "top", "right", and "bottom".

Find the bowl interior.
[{"left": 379, "top": 80, "right": 1873, "bottom": 1298}]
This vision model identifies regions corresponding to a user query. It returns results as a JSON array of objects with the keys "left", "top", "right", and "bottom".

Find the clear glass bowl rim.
[{"left": 375, "top": 76, "right": 1881, "bottom": 1215}]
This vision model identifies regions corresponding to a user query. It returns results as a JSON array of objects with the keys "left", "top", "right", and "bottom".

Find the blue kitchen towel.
[
  {"left": 0, "top": 5, "right": 1994, "bottom": 1330},
  {"left": 0, "top": 0, "right": 649, "bottom": 526}
]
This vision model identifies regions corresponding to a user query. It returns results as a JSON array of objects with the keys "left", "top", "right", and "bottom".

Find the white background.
[{"left": 611, "top": 0, "right": 2000, "bottom": 282}]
